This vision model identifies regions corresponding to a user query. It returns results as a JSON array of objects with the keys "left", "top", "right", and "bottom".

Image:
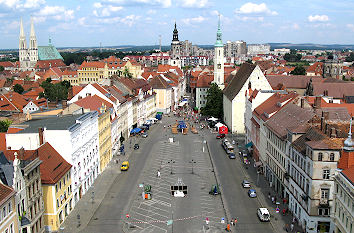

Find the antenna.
[{"left": 159, "top": 35, "right": 162, "bottom": 52}]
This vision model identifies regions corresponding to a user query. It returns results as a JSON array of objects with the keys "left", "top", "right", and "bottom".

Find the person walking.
[
  {"left": 157, "top": 170, "right": 161, "bottom": 178},
  {"left": 290, "top": 223, "right": 294, "bottom": 232}
]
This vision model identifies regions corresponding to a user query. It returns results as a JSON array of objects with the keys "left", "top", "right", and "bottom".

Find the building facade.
[
  {"left": 0, "top": 183, "right": 19, "bottom": 233},
  {"left": 169, "top": 23, "right": 182, "bottom": 68}
]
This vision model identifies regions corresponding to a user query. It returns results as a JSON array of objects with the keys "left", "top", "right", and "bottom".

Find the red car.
[{"left": 216, "top": 134, "right": 225, "bottom": 139}]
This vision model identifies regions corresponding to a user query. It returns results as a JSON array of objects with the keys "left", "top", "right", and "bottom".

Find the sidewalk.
[
  {"left": 235, "top": 137, "right": 304, "bottom": 233},
  {"left": 61, "top": 143, "right": 134, "bottom": 233}
]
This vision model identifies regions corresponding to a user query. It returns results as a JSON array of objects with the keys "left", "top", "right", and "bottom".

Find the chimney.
[
  {"left": 330, "top": 127, "right": 336, "bottom": 138},
  {"left": 300, "top": 98, "right": 304, "bottom": 108},
  {"left": 314, "top": 96, "right": 321, "bottom": 109},
  {"left": 38, "top": 127, "right": 44, "bottom": 145},
  {"left": 19, "top": 147, "right": 25, "bottom": 160}
]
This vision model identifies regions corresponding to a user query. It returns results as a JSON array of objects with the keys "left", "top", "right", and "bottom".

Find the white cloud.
[
  {"left": 347, "top": 24, "right": 354, "bottom": 31},
  {"left": 93, "top": 5, "right": 123, "bottom": 17},
  {"left": 0, "top": 0, "right": 20, "bottom": 8},
  {"left": 96, "top": 14, "right": 140, "bottom": 26},
  {"left": 308, "top": 15, "right": 329, "bottom": 22},
  {"left": 235, "top": 2, "right": 277, "bottom": 15},
  {"left": 237, "top": 15, "right": 264, "bottom": 22},
  {"left": 182, "top": 16, "right": 206, "bottom": 25},
  {"left": 121, "top": 14, "right": 141, "bottom": 26},
  {"left": 38, "top": 5, "right": 75, "bottom": 20},
  {"left": 293, "top": 23, "right": 300, "bottom": 30},
  {"left": 23, "top": 0, "right": 45, "bottom": 8},
  {"left": 0, "top": 0, "right": 44, "bottom": 9},
  {"left": 93, "top": 2, "right": 103, "bottom": 8},
  {"left": 104, "top": 0, "right": 171, "bottom": 8},
  {"left": 78, "top": 17, "right": 86, "bottom": 26},
  {"left": 32, "top": 16, "right": 46, "bottom": 23},
  {"left": 177, "top": 0, "right": 209, "bottom": 8},
  {"left": 147, "top": 9, "right": 156, "bottom": 14}
]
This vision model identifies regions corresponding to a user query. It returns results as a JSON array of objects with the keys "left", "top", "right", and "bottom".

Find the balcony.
[
  {"left": 319, "top": 198, "right": 328, "bottom": 206},
  {"left": 284, "top": 172, "right": 290, "bottom": 180}
]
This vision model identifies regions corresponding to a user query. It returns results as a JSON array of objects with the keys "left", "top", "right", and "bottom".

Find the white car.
[
  {"left": 257, "top": 208, "right": 270, "bottom": 222},
  {"left": 242, "top": 180, "right": 251, "bottom": 188}
]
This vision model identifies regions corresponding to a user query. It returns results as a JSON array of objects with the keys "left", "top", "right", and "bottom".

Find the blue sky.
[{"left": 0, "top": 0, "right": 354, "bottom": 49}]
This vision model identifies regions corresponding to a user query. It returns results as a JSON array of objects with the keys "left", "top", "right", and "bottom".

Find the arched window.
[
  {"left": 330, "top": 153, "right": 335, "bottom": 161},
  {"left": 318, "top": 152, "right": 323, "bottom": 161}
]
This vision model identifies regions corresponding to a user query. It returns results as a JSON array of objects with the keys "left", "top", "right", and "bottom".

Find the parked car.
[
  {"left": 216, "top": 134, "right": 225, "bottom": 139},
  {"left": 142, "top": 132, "right": 148, "bottom": 138},
  {"left": 257, "top": 208, "right": 270, "bottom": 222},
  {"left": 242, "top": 180, "right": 251, "bottom": 188},
  {"left": 134, "top": 144, "right": 139, "bottom": 150},
  {"left": 248, "top": 189, "right": 257, "bottom": 198},
  {"left": 228, "top": 153, "right": 236, "bottom": 159}
]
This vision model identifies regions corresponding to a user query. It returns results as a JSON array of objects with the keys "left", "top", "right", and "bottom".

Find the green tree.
[
  {"left": 0, "top": 119, "right": 12, "bottom": 132},
  {"left": 284, "top": 53, "right": 302, "bottom": 62},
  {"left": 0, "top": 66, "right": 4, "bottom": 72},
  {"left": 13, "top": 84, "right": 24, "bottom": 94},
  {"left": 200, "top": 83, "right": 223, "bottom": 119},
  {"left": 290, "top": 65, "right": 306, "bottom": 75},
  {"left": 40, "top": 80, "right": 69, "bottom": 101},
  {"left": 122, "top": 67, "right": 133, "bottom": 78},
  {"left": 345, "top": 52, "right": 354, "bottom": 62}
]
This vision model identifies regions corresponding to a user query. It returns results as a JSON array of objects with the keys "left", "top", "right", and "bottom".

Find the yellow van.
[{"left": 121, "top": 161, "right": 129, "bottom": 171}]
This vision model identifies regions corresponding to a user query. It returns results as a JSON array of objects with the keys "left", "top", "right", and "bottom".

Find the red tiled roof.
[
  {"left": 0, "top": 183, "right": 15, "bottom": 205},
  {"left": 37, "top": 142, "right": 72, "bottom": 184},
  {"left": 342, "top": 166, "right": 354, "bottom": 185},
  {"left": 7, "top": 127, "right": 24, "bottom": 134},
  {"left": 35, "top": 59, "right": 66, "bottom": 69},
  {"left": 74, "top": 95, "right": 113, "bottom": 114},
  {"left": 253, "top": 92, "right": 298, "bottom": 122},
  {"left": 0, "top": 133, "right": 6, "bottom": 151},
  {"left": 12, "top": 80, "right": 40, "bottom": 91},
  {"left": 149, "top": 75, "right": 171, "bottom": 89},
  {"left": 196, "top": 73, "right": 213, "bottom": 88},
  {"left": 306, "top": 62, "right": 323, "bottom": 75},
  {"left": 0, "top": 92, "right": 28, "bottom": 111},
  {"left": 0, "top": 61, "right": 15, "bottom": 67},
  {"left": 79, "top": 61, "right": 105, "bottom": 69},
  {"left": 312, "top": 82, "right": 354, "bottom": 99},
  {"left": 266, "top": 75, "right": 323, "bottom": 89}
]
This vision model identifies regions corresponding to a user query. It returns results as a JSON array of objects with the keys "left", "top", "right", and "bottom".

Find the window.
[
  {"left": 318, "top": 208, "right": 330, "bottom": 216},
  {"left": 330, "top": 153, "right": 335, "bottom": 161},
  {"left": 3, "top": 206, "right": 6, "bottom": 218},
  {"left": 55, "top": 184, "right": 58, "bottom": 193},
  {"left": 323, "top": 169, "right": 330, "bottom": 179},
  {"left": 8, "top": 202, "right": 11, "bottom": 213},
  {"left": 57, "top": 199, "right": 59, "bottom": 208},
  {"left": 318, "top": 152, "right": 323, "bottom": 161},
  {"left": 321, "top": 188, "right": 329, "bottom": 199}
]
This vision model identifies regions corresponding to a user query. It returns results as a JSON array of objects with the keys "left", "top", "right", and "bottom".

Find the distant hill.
[{"left": 269, "top": 43, "right": 354, "bottom": 50}]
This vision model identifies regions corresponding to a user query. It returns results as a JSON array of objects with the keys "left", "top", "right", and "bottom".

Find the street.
[{"left": 64, "top": 113, "right": 289, "bottom": 233}]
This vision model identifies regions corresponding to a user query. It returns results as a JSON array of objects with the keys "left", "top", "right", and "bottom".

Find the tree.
[
  {"left": 0, "top": 119, "right": 12, "bottom": 132},
  {"left": 40, "top": 80, "right": 70, "bottom": 101},
  {"left": 13, "top": 84, "right": 24, "bottom": 94},
  {"left": 200, "top": 83, "right": 223, "bottom": 119},
  {"left": 345, "top": 52, "right": 354, "bottom": 62},
  {"left": 122, "top": 67, "right": 133, "bottom": 78},
  {"left": 290, "top": 65, "right": 306, "bottom": 75},
  {"left": 284, "top": 53, "right": 302, "bottom": 62},
  {"left": 0, "top": 66, "right": 4, "bottom": 72}
]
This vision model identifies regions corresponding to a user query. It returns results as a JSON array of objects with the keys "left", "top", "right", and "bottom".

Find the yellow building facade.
[
  {"left": 0, "top": 184, "right": 19, "bottom": 233},
  {"left": 98, "top": 108, "right": 113, "bottom": 172},
  {"left": 38, "top": 143, "right": 73, "bottom": 232}
]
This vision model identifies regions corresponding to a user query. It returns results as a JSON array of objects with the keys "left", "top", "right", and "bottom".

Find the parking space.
[{"left": 124, "top": 128, "right": 226, "bottom": 232}]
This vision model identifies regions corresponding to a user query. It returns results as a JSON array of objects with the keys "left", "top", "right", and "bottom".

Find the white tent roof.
[
  {"left": 215, "top": 122, "right": 224, "bottom": 128},
  {"left": 207, "top": 117, "right": 218, "bottom": 121}
]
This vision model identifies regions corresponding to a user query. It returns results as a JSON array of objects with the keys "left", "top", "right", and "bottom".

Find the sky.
[{"left": 0, "top": 0, "right": 354, "bottom": 49}]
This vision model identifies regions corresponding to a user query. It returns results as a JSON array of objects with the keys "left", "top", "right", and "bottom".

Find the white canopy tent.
[
  {"left": 215, "top": 122, "right": 224, "bottom": 129},
  {"left": 207, "top": 117, "right": 218, "bottom": 122}
]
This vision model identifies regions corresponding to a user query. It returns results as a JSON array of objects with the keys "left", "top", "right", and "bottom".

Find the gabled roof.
[
  {"left": 312, "top": 82, "right": 354, "bottom": 99},
  {"left": 149, "top": 75, "right": 171, "bottom": 89},
  {"left": 74, "top": 95, "right": 113, "bottom": 114},
  {"left": 35, "top": 59, "right": 66, "bottom": 69},
  {"left": 253, "top": 92, "right": 298, "bottom": 122},
  {"left": 265, "top": 102, "right": 315, "bottom": 139},
  {"left": 266, "top": 75, "right": 323, "bottom": 89},
  {"left": 341, "top": 166, "right": 354, "bottom": 185},
  {"left": 0, "top": 61, "right": 15, "bottom": 68},
  {"left": 292, "top": 127, "right": 326, "bottom": 155},
  {"left": 224, "top": 63, "right": 256, "bottom": 101},
  {"left": 38, "top": 45, "right": 64, "bottom": 61},
  {"left": 0, "top": 183, "right": 15, "bottom": 205},
  {"left": 0, "top": 92, "right": 28, "bottom": 111},
  {"left": 79, "top": 61, "right": 105, "bottom": 69},
  {"left": 196, "top": 73, "right": 213, "bottom": 88},
  {"left": 37, "top": 142, "right": 72, "bottom": 184}
]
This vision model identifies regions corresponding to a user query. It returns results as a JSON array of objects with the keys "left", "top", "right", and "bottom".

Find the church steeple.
[
  {"left": 29, "top": 17, "right": 38, "bottom": 68},
  {"left": 344, "top": 118, "right": 353, "bottom": 151},
  {"left": 172, "top": 21, "right": 179, "bottom": 42},
  {"left": 29, "top": 17, "right": 37, "bottom": 49},
  {"left": 19, "top": 18, "right": 26, "bottom": 50},
  {"left": 215, "top": 14, "right": 223, "bottom": 47}
]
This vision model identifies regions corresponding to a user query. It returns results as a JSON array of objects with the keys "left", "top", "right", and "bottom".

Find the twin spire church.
[{"left": 19, "top": 18, "right": 64, "bottom": 71}]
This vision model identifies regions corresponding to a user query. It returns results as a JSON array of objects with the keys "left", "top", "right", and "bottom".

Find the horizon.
[{"left": 1, "top": 0, "right": 354, "bottom": 49}]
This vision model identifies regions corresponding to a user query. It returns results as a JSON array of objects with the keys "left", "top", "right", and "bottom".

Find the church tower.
[
  {"left": 213, "top": 15, "right": 224, "bottom": 90},
  {"left": 29, "top": 17, "right": 38, "bottom": 69},
  {"left": 170, "top": 22, "right": 181, "bottom": 68},
  {"left": 19, "top": 18, "right": 30, "bottom": 71}
]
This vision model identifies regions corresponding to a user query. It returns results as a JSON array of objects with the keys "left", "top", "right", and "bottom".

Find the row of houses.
[
  {"left": 0, "top": 64, "right": 186, "bottom": 232},
  {"left": 220, "top": 63, "right": 353, "bottom": 233}
]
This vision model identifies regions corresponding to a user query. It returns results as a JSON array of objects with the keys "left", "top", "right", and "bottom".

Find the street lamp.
[
  {"left": 167, "top": 160, "right": 175, "bottom": 174},
  {"left": 189, "top": 159, "right": 196, "bottom": 174}
]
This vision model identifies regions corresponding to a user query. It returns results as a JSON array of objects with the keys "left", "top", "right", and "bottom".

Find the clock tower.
[{"left": 213, "top": 15, "right": 224, "bottom": 90}]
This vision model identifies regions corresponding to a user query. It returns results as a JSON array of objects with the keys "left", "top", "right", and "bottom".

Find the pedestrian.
[
  {"left": 268, "top": 192, "right": 271, "bottom": 199},
  {"left": 282, "top": 208, "right": 286, "bottom": 216},
  {"left": 274, "top": 196, "right": 277, "bottom": 204},
  {"left": 283, "top": 198, "right": 287, "bottom": 204},
  {"left": 290, "top": 223, "right": 294, "bottom": 232},
  {"left": 157, "top": 170, "right": 161, "bottom": 178},
  {"left": 285, "top": 224, "right": 289, "bottom": 232},
  {"left": 271, "top": 196, "right": 275, "bottom": 203},
  {"left": 292, "top": 217, "right": 296, "bottom": 223},
  {"left": 230, "top": 219, "right": 234, "bottom": 226}
]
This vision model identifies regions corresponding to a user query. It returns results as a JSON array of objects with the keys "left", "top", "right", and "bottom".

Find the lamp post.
[
  {"left": 189, "top": 159, "right": 196, "bottom": 174},
  {"left": 168, "top": 160, "right": 175, "bottom": 174}
]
